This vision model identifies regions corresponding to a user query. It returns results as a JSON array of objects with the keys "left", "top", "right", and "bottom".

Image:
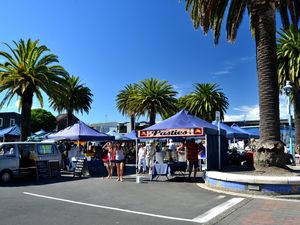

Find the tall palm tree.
[
  {"left": 184, "top": 0, "right": 300, "bottom": 167},
  {"left": 50, "top": 75, "right": 93, "bottom": 127},
  {"left": 277, "top": 26, "right": 300, "bottom": 150},
  {"left": 116, "top": 84, "right": 138, "bottom": 131},
  {"left": 130, "top": 78, "right": 178, "bottom": 125},
  {"left": 183, "top": 83, "right": 229, "bottom": 122},
  {"left": 0, "top": 39, "right": 68, "bottom": 141}
]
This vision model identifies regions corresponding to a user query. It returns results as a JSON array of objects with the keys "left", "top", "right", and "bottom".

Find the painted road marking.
[
  {"left": 23, "top": 192, "right": 196, "bottom": 223},
  {"left": 192, "top": 197, "right": 244, "bottom": 223},
  {"left": 216, "top": 195, "right": 226, "bottom": 199},
  {"left": 24, "top": 192, "right": 244, "bottom": 224}
]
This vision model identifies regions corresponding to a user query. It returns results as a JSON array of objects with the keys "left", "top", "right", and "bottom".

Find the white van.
[{"left": 0, "top": 142, "right": 62, "bottom": 183}]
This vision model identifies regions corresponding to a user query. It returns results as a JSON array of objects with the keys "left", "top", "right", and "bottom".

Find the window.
[
  {"left": 10, "top": 118, "right": 15, "bottom": 126},
  {"left": 18, "top": 144, "right": 36, "bottom": 160},
  {"left": 0, "top": 144, "right": 16, "bottom": 158},
  {"left": 0, "top": 118, "right": 3, "bottom": 127},
  {"left": 37, "top": 144, "right": 55, "bottom": 155}
]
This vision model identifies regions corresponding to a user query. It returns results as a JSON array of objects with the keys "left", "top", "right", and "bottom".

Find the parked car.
[{"left": 0, "top": 142, "right": 62, "bottom": 183}]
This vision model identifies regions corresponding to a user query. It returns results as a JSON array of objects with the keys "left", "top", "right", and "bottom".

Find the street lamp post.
[{"left": 283, "top": 80, "right": 293, "bottom": 158}]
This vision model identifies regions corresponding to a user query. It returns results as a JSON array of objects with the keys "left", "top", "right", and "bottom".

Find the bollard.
[{"left": 136, "top": 176, "right": 144, "bottom": 183}]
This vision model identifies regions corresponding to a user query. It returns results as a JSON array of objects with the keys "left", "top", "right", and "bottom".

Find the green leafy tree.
[
  {"left": 184, "top": 0, "right": 300, "bottom": 167},
  {"left": 31, "top": 108, "right": 56, "bottom": 132},
  {"left": 116, "top": 84, "right": 138, "bottom": 131},
  {"left": 0, "top": 39, "right": 68, "bottom": 141},
  {"left": 49, "top": 75, "right": 93, "bottom": 126},
  {"left": 130, "top": 78, "right": 178, "bottom": 125},
  {"left": 277, "top": 26, "right": 300, "bottom": 150},
  {"left": 182, "top": 83, "right": 229, "bottom": 122}
]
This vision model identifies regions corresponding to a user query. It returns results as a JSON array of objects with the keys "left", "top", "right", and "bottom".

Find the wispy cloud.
[
  {"left": 173, "top": 82, "right": 193, "bottom": 98},
  {"left": 224, "top": 95, "right": 292, "bottom": 122},
  {"left": 212, "top": 66, "right": 233, "bottom": 75},
  {"left": 239, "top": 56, "right": 255, "bottom": 62},
  {"left": 211, "top": 55, "right": 255, "bottom": 76},
  {"left": 225, "top": 104, "right": 259, "bottom": 121}
]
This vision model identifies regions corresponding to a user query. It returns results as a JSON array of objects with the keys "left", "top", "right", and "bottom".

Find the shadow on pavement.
[
  {"left": 0, "top": 175, "right": 88, "bottom": 187},
  {"left": 167, "top": 176, "right": 205, "bottom": 183}
]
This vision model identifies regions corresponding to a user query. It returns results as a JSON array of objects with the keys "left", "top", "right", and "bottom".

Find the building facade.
[{"left": 0, "top": 112, "right": 20, "bottom": 129}]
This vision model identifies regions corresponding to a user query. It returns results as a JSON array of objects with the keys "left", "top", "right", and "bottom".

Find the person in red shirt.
[{"left": 186, "top": 138, "right": 201, "bottom": 179}]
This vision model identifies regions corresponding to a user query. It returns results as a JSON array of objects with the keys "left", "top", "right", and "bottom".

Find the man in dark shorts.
[{"left": 186, "top": 138, "right": 201, "bottom": 179}]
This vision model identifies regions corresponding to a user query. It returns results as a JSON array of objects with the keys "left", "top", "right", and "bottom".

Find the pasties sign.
[{"left": 138, "top": 128, "right": 204, "bottom": 138}]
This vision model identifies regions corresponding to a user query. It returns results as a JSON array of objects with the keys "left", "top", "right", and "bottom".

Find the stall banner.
[{"left": 138, "top": 128, "right": 204, "bottom": 138}]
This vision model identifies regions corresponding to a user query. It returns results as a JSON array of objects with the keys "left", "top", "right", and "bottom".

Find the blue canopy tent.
[
  {"left": 124, "top": 130, "right": 138, "bottom": 140},
  {"left": 0, "top": 125, "right": 21, "bottom": 141},
  {"left": 139, "top": 110, "right": 227, "bottom": 170},
  {"left": 231, "top": 124, "right": 260, "bottom": 139},
  {"left": 212, "top": 121, "right": 249, "bottom": 139},
  {"left": 47, "top": 121, "right": 114, "bottom": 141},
  {"left": 140, "top": 110, "right": 223, "bottom": 136},
  {"left": 106, "top": 130, "right": 131, "bottom": 141}
]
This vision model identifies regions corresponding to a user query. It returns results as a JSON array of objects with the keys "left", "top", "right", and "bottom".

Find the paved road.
[{"left": 1, "top": 172, "right": 300, "bottom": 225}]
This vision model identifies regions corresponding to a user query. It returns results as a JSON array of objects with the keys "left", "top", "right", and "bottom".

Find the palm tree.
[
  {"left": 184, "top": 0, "right": 300, "bottom": 167},
  {"left": 182, "top": 83, "right": 229, "bottom": 122},
  {"left": 116, "top": 84, "right": 138, "bottom": 131},
  {"left": 130, "top": 78, "right": 178, "bottom": 125},
  {"left": 0, "top": 39, "right": 68, "bottom": 141},
  {"left": 50, "top": 75, "right": 93, "bottom": 127},
  {"left": 277, "top": 26, "right": 300, "bottom": 151}
]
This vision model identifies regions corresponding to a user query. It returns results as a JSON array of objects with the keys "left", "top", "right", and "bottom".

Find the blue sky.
[{"left": 0, "top": 0, "right": 291, "bottom": 124}]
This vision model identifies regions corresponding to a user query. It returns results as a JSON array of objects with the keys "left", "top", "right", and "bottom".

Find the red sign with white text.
[{"left": 138, "top": 128, "right": 204, "bottom": 138}]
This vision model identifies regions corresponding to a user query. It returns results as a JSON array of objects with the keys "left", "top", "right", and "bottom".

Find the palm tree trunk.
[
  {"left": 251, "top": 1, "right": 285, "bottom": 167},
  {"left": 149, "top": 106, "right": 156, "bottom": 126},
  {"left": 67, "top": 110, "right": 73, "bottom": 127},
  {"left": 130, "top": 115, "right": 135, "bottom": 131},
  {"left": 20, "top": 90, "right": 34, "bottom": 141},
  {"left": 293, "top": 88, "right": 300, "bottom": 151}
]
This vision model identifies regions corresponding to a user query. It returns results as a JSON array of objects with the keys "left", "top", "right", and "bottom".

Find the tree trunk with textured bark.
[
  {"left": 250, "top": 0, "right": 286, "bottom": 167},
  {"left": 149, "top": 106, "right": 156, "bottom": 126},
  {"left": 20, "top": 89, "right": 34, "bottom": 141},
  {"left": 67, "top": 110, "right": 74, "bottom": 127},
  {"left": 130, "top": 115, "right": 135, "bottom": 131}
]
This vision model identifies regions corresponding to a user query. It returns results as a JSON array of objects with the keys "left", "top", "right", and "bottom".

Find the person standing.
[
  {"left": 102, "top": 142, "right": 114, "bottom": 179},
  {"left": 137, "top": 143, "right": 147, "bottom": 173},
  {"left": 146, "top": 141, "right": 156, "bottom": 172},
  {"left": 115, "top": 142, "right": 126, "bottom": 182},
  {"left": 186, "top": 138, "right": 201, "bottom": 179}
]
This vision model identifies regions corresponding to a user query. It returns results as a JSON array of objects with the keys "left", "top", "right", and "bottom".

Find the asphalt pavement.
[{"left": 1, "top": 165, "right": 300, "bottom": 225}]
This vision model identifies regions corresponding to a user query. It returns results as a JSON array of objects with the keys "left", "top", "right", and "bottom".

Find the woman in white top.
[{"left": 114, "top": 142, "right": 126, "bottom": 182}]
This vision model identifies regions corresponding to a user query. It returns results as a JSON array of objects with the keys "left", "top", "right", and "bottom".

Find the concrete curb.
[
  {"left": 207, "top": 171, "right": 300, "bottom": 184},
  {"left": 205, "top": 171, "right": 300, "bottom": 195},
  {"left": 196, "top": 183, "right": 300, "bottom": 202}
]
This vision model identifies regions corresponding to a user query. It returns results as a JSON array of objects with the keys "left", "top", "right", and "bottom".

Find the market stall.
[
  {"left": 138, "top": 110, "right": 227, "bottom": 174},
  {"left": 46, "top": 121, "right": 114, "bottom": 177}
]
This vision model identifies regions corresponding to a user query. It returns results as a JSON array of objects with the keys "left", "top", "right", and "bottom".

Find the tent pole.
[{"left": 135, "top": 138, "right": 138, "bottom": 174}]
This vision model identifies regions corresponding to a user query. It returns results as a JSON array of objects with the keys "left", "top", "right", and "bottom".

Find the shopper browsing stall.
[
  {"left": 115, "top": 142, "right": 126, "bottom": 182},
  {"left": 186, "top": 138, "right": 202, "bottom": 179}
]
